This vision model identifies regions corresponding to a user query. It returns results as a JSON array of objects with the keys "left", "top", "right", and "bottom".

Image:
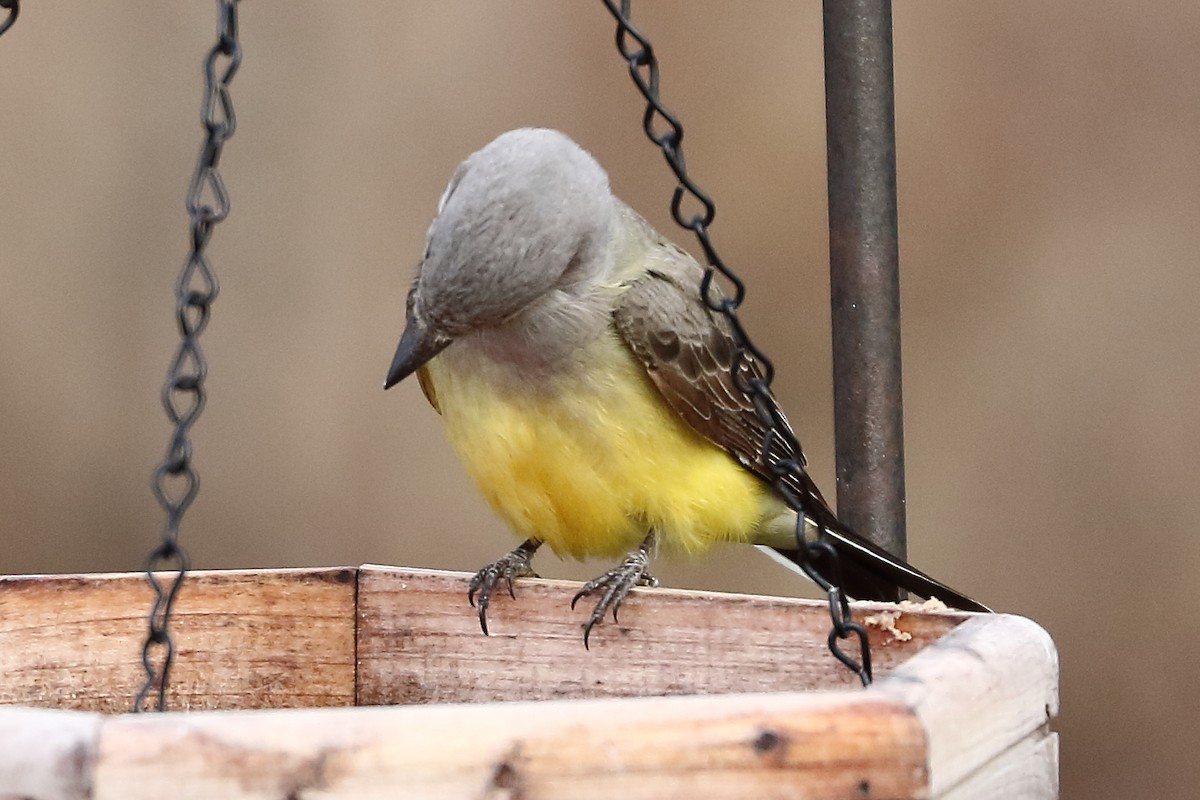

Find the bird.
[{"left": 384, "top": 128, "right": 989, "bottom": 646}]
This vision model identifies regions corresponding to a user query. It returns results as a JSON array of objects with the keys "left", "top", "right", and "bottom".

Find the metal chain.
[
  {"left": 0, "top": 0, "right": 19, "bottom": 38},
  {"left": 134, "top": 0, "right": 242, "bottom": 713},
  {"left": 600, "top": 0, "right": 872, "bottom": 686}
]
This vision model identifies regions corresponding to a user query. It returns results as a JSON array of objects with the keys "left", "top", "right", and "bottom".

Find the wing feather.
[
  {"left": 612, "top": 260, "right": 834, "bottom": 518},
  {"left": 611, "top": 241, "right": 990, "bottom": 611}
]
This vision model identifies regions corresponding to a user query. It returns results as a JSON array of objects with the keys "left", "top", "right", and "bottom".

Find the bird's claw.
[
  {"left": 467, "top": 540, "right": 540, "bottom": 636},
  {"left": 572, "top": 544, "right": 658, "bottom": 648}
]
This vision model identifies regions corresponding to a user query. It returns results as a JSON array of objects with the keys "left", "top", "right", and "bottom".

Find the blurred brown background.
[{"left": 1, "top": 2, "right": 1196, "bottom": 797}]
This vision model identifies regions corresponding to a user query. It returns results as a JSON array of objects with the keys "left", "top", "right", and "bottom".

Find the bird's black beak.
[{"left": 384, "top": 320, "right": 451, "bottom": 390}]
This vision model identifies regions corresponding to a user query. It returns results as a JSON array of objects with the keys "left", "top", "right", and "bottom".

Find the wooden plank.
[
  {"left": 0, "top": 568, "right": 356, "bottom": 713},
  {"left": 0, "top": 707, "right": 101, "bottom": 800},
  {"left": 357, "top": 566, "right": 967, "bottom": 704},
  {"left": 0, "top": 566, "right": 1057, "bottom": 798},
  {"left": 873, "top": 614, "right": 1059, "bottom": 797},
  {"left": 92, "top": 691, "right": 927, "bottom": 800},
  {"left": 936, "top": 731, "right": 1058, "bottom": 800}
]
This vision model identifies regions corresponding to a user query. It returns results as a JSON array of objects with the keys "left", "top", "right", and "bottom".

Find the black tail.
[{"left": 772, "top": 523, "right": 991, "bottom": 613}]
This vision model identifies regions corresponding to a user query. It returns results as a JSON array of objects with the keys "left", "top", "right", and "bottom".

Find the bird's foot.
[
  {"left": 571, "top": 534, "right": 658, "bottom": 648},
  {"left": 468, "top": 538, "right": 541, "bottom": 636}
]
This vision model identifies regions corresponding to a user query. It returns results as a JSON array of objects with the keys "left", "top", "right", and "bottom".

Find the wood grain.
[
  {"left": 0, "top": 566, "right": 1059, "bottom": 798},
  {"left": 93, "top": 691, "right": 926, "bottom": 800},
  {"left": 0, "top": 568, "right": 356, "bottom": 713},
  {"left": 937, "top": 731, "right": 1059, "bottom": 800},
  {"left": 355, "top": 565, "right": 968, "bottom": 705},
  {"left": 0, "top": 707, "right": 100, "bottom": 800},
  {"left": 874, "top": 614, "right": 1059, "bottom": 797}
]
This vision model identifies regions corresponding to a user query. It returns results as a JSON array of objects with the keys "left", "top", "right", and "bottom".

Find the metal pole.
[{"left": 822, "top": 0, "right": 907, "bottom": 560}]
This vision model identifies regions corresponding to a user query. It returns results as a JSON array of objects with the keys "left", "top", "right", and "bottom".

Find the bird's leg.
[
  {"left": 571, "top": 531, "right": 659, "bottom": 648},
  {"left": 468, "top": 538, "right": 541, "bottom": 636}
]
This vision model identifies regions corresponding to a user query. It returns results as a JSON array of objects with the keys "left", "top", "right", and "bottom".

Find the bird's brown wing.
[
  {"left": 612, "top": 264, "right": 835, "bottom": 520},
  {"left": 612, "top": 259, "right": 990, "bottom": 611}
]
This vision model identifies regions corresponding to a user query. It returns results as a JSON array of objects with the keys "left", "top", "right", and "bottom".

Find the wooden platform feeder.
[{"left": 0, "top": 565, "right": 1058, "bottom": 798}]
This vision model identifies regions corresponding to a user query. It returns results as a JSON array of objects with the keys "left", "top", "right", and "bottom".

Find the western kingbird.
[{"left": 385, "top": 128, "right": 988, "bottom": 644}]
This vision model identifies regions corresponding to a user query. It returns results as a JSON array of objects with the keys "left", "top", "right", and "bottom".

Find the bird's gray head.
[{"left": 385, "top": 128, "right": 616, "bottom": 389}]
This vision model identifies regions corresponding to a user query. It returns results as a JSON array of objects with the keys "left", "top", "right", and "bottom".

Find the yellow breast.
[{"left": 422, "top": 334, "right": 775, "bottom": 560}]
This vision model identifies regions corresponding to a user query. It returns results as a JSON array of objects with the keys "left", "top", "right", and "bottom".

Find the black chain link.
[
  {"left": 134, "top": 0, "right": 241, "bottom": 713},
  {"left": 0, "top": 0, "right": 19, "bottom": 39},
  {"left": 601, "top": 0, "right": 872, "bottom": 686}
]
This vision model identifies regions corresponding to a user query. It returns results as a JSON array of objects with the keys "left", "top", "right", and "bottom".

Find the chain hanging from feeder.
[
  {"left": 600, "top": 0, "right": 872, "bottom": 686},
  {"left": 0, "top": 0, "right": 19, "bottom": 38},
  {"left": 135, "top": 0, "right": 242, "bottom": 713}
]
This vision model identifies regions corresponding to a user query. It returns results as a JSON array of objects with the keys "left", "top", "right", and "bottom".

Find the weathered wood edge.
[
  {"left": 355, "top": 564, "right": 969, "bottom": 703},
  {"left": 0, "top": 689, "right": 929, "bottom": 800},
  {"left": 88, "top": 691, "right": 926, "bottom": 799},
  {"left": 0, "top": 566, "right": 1053, "bottom": 798},
  {"left": 935, "top": 731, "right": 1058, "bottom": 800},
  {"left": 872, "top": 613, "right": 1059, "bottom": 797},
  {"left": 1, "top": 564, "right": 966, "bottom": 711},
  {"left": 0, "top": 707, "right": 101, "bottom": 800},
  {"left": 0, "top": 566, "right": 358, "bottom": 713}
]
